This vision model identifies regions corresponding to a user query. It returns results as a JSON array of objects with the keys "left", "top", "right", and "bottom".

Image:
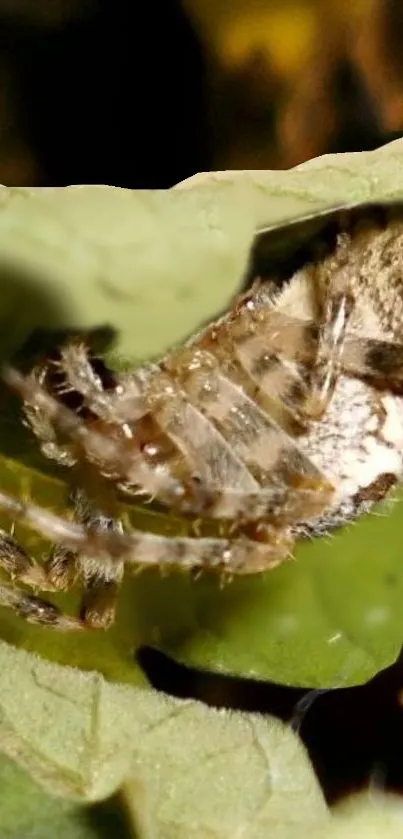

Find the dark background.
[
  {"left": 1, "top": 0, "right": 403, "bottom": 819},
  {"left": 0, "top": 0, "right": 211, "bottom": 187},
  {"left": 1, "top": 0, "right": 403, "bottom": 187}
]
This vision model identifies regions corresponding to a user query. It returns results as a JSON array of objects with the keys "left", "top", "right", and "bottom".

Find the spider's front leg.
[
  {"left": 51, "top": 340, "right": 147, "bottom": 424},
  {"left": 22, "top": 342, "right": 147, "bottom": 474}
]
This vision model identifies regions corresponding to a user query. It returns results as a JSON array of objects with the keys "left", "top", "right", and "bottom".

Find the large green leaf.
[
  {"left": 0, "top": 644, "right": 328, "bottom": 834},
  {"left": 0, "top": 754, "right": 106, "bottom": 839}
]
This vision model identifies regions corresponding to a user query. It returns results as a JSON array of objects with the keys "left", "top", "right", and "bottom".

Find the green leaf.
[
  {"left": 0, "top": 754, "right": 106, "bottom": 839},
  {"left": 162, "top": 490, "right": 403, "bottom": 688},
  {"left": 0, "top": 642, "right": 328, "bottom": 834},
  {"left": 120, "top": 705, "right": 328, "bottom": 839},
  {"left": 0, "top": 183, "right": 256, "bottom": 362}
]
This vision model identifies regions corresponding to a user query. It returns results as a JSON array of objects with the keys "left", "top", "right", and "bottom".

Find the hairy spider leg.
[
  {"left": 0, "top": 483, "right": 294, "bottom": 631},
  {"left": 0, "top": 484, "right": 125, "bottom": 630},
  {"left": 4, "top": 364, "right": 334, "bottom": 523},
  {"left": 56, "top": 341, "right": 147, "bottom": 423}
]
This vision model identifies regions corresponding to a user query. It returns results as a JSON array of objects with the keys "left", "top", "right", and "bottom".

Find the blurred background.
[{"left": 0, "top": 0, "right": 403, "bottom": 187}]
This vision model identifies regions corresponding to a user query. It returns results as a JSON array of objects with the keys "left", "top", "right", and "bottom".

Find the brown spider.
[{"left": 2, "top": 201, "right": 403, "bottom": 632}]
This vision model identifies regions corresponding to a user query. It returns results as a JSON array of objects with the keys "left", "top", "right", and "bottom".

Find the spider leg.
[
  {"left": 240, "top": 286, "right": 353, "bottom": 424},
  {"left": 258, "top": 230, "right": 357, "bottom": 422},
  {"left": 71, "top": 488, "right": 125, "bottom": 630},
  {"left": 341, "top": 335, "right": 403, "bottom": 394},
  {"left": 57, "top": 341, "right": 147, "bottom": 423},
  {"left": 0, "top": 489, "right": 124, "bottom": 631},
  {"left": 44, "top": 543, "right": 80, "bottom": 591},
  {"left": 232, "top": 308, "right": 403, "bottom": 398},
  {"left": 0, "top": 518, "right": 83, "bottom": 630},
  {"left": 231, "top": 311, "right": 316, "bottom": 431},
  {"left": 0, "top": 453, "right": 126, "bottom": 629},
  {"left": 4, "top": 366, "right": 194, "bottom": 508},
  {"left": 23, "top": 352, "right": 147, "bottom": 469},
  {"left": 0, "top": 529, "right": 53, "bottom": 589},
  {"left": 0, "top": 486, "right": 294, "bottom": 576},
  {"left": 303, "top": 256, "right": 355, "bottom": 420},
  {"left": 159, "top": 349, "right": 335, "bottom": 521},
  {"left": 209, "top": 242, "right": 356, "bottom": 425},
  {"left": 22, "top": 366, "right": 76, "bottom": 468},
  {"left": 236, "top": 287, "right": 352, "bottom": 426},
  {"left": 43, "top": 471, "right": 126, "bottom": 630},
  {"left": 3, "top": 365, "right": 334, "bottom": 522},
  {"left": 0, "top": 581, "right": 83, "bottom": 630},
  {"left": 229, "top": 292, "right": 350, "bottom": 429}
]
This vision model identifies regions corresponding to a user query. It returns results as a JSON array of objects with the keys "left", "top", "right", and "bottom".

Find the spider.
[{"left": 1, "top": 200, "right": 403, "bottom": 632}]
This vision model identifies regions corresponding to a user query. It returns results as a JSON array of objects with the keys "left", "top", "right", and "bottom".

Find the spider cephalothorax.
[{"left": 2, "top": 201, "right": 403, "bottom": 631}]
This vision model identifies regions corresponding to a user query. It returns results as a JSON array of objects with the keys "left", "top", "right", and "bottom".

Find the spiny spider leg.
[
  {"left": 23, "top": 358, "right": 147, "bottom": 470},
  {"left": 304, "top": 252, "right": 355, "bottom": 420},
  {"left": 57, "top": 342, "right": 147, "bottom": 423},
  {"left": 232, "top": 310, "right": 316, "bottom": 375},
  {"left": 232, "top": 308, "right": 403, "bottom": 399},
  {"left": 69, "top": 487, "right": 125, "bottom": 629},
  {"left": 0, "top": 580, "right": 83, "bottom": 630},
  {"left": 232, "top": 318, "right": 314, "bottom": 431},
  {"left": 4, "top": 365, "right": 334, "bottom": 523},
  {"left": 0, "top": 515, "right": 83, "bottom": 630},
  {"left": 159, "top": 348, "right": 334, "bottom": 520},
  {"left": 0, "top": 486, "right": 293, "bottom": 581},
  {"left": 45, "top": 543, "right": 79, "bottom": 591},
  {"left": 342, "top": 335, "right": 403, "bottom": 393},
  {"left": 23, "top": 367, "right": 76, "bottom": 468},
  {"left": 0, "top": 484, "right": 125, "bottom": 631},
  {"left": 232, "top": 265, "right": 354, "bottom": 424},
  {"left": 0, "top": 529, "right": 53, "bottom": 589},
  {"left": 0, "top": 484, "right": 123, "bottom": 630},
  {"left": 4, "top": 366, "right": 193, "bottom": 508}
]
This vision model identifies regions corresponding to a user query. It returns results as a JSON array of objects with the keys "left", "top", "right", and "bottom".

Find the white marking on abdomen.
[{"left": 297, "top": 376, "right": 403, "bottom": 528}]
